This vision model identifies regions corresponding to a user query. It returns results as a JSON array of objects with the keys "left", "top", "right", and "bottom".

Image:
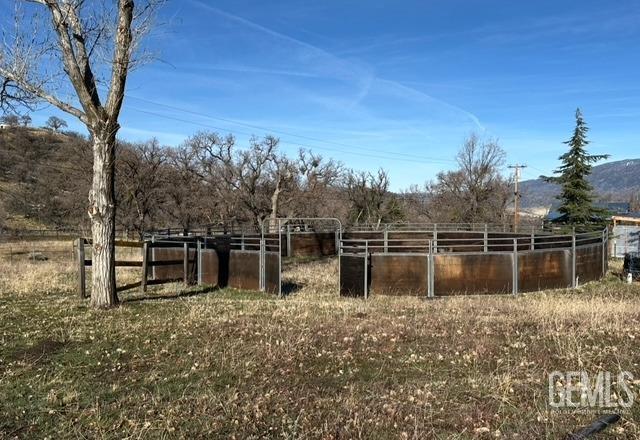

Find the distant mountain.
[{"left": 520, "top": 159, "right": 640, "bottom": 209}]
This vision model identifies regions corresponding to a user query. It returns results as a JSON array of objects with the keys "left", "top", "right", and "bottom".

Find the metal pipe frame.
[
  {"left": 339, "top": 227, "right": 607, "bottom": 299},
  {"left": 261, "top": 217, "right": 343, "bottom": 297}
]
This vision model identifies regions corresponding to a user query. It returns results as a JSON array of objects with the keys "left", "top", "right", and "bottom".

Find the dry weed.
[{"left": 1, "top": 247, "right": 639, "bottom": 439}]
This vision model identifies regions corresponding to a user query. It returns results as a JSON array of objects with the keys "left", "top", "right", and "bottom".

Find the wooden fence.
[{"left": 76, "top": 238, "right": 192, "bottom": 298}]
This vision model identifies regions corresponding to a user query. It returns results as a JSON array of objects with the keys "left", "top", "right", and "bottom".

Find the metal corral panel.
[
  {"left": 612, "top": 225, "right": 640, "bottom": 258},
  {"left": 231, "top": 234, "right": 262, "bottom": 251},
  {"left": 386, "top": 231, "right": 433, "bottom": 253},
  {"left": 342, "top": 231, "right": 385, "bottom": 254},
  {"left": 486, "top": 232, "right": 533, "bottom": 251},
  {"left": 152, "top": 247, "right": 196, "bottom": 282},
  {"left": 434, "top": 253, "right": 512, "bottom": 295},
  {"left": 264, "top": 252, "right": 280, "bottom": 294},
  {"left": 340, "top": 254, "right": 366, "bottom": 296},
  {"left": 228, "top": 250, "right": 260, "bottom": 290},
  {"left": 437, "top": 231, "right": 485, "bottom": 252},
  {"left": 370, "top": 254, "right": 428, "bottom": 296},
  {"left": 289, "top": 232, "right": 336, "bottom": 257},
  {"left": 261, "top": 233, "right": 286, "bottom": 255},
  {"left": 518, "top": 249, "right": 572, "bottom": 292},
  {"left": 532, "top": 234, "right": 572, "bottom": 250},
  {"left": 200, "top": 248, "right": 230, "bottom": 287},
  {"left": 576, "top": 244, "right": 603, "bottom": 283}
]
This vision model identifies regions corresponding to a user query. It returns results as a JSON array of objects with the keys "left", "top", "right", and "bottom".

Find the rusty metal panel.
[
  {"left": 485, "top": 232, "right": 534, "bottom": 251},
  {"left": 575, "top": 244, "right": 603, "bottom": 283},
  {"left": 264, "top": 251, "right": 280, "bottom": 294},
  {"left": 386, "top": 231, "right": 432, "bottom": 253},
  {"left": 518, "top": 250, "right": 572, "bottom": 291},
  {"left": 434, "top": 253, "right": 512, "bottom": 295},
  {"left": 200, "top": 249, "right": 219, "bottom": 286},
  {"left": 200, "top": 247, "right": 230, "bottom": 287},
  {"left": 340, "top": 254, "right": 366, "bottom": 296},
  {"left": 228, "top": 250, "right": 260, "bottom": 290},
  {"left": 532, "top": 234, "right": 572, "bottom": 250},
  {"left": 289, "top": 232, "right": 336, "bottom": 257},
  {"left": 152, "top": 247, "right": 196, "bottom": 282},
  {"left": 437, "top": 231, "right": 485, "bottom": 252},
  {"left": 343, "top": 231, "right": 384, "bottom": 240},
  {"left": 370, "top": 254, "right": 428, "bottom": 296},
  {"left": 342, "top": 231, "right": 384, "bottom": 253}
]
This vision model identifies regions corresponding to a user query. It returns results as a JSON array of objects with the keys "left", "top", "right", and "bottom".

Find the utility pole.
[{"left": 508, "top": 164, "right": 527, "bottom": 232}]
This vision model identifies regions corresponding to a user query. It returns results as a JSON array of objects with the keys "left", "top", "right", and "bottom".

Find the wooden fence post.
[
  {"left": 141, "top": 241, "right": 149, "bottom": 293},
  {"left": 77, "top": 238, "right": 86, "bottom": 299}
]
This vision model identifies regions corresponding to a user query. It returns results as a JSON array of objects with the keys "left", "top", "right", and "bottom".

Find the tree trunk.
[
  {"left": 88, "top": 130, "right": 118, "bottom": 308},
  {"left": 269, "top": 174, "right": 282, "bottom": 233}
]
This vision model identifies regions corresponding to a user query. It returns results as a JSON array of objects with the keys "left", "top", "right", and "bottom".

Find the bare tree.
[
  {"left": 290, "top": 149, "right": 345, "bottom": 218},
  {"left": 116, "top": 139, "right": 167, "bottom": 239},
  {"left": 191, "top": 132, "right": 293, "bottom": 228},
  {"left": 1, "top": 114, "right": 20, "bottom": 126},
  {"left": 46, "top": 116, "right": 67, "bottom": 131},
  {"left": 346, "top": 168, "right": 404, "bottom": 227},
  {"left": 425, "top": 134, "right": 511, "bottom": 223},
  {"left": 0, "top": 0, "right": 161, "bottom": 307},
  {"left": 163, "top": 146, "right": 206, "bottom": 231},
  {"left": 186, "top": 131, "right": 241, "bottom": 227}
]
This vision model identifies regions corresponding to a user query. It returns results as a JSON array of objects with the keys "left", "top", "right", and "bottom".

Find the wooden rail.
[{"left": 76, "top": 238, "right": 193, "bottom": 299}]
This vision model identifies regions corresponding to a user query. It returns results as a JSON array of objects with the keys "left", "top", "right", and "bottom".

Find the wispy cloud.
[
  {"left": 336, "top": 5, "right": 640, "bottom": 59},
  {"left": 188, "top": 0, "right": 483, "bottom": 131},
  {"left": 180, "top": 63, "right": 323, "bottom": 78}
]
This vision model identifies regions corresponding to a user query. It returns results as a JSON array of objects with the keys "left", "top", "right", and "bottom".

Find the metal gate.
[
  {"left": 261, "top": 217, "right": 342, "bottom": 296},
  {"left": 612, "top": 225, "right": 640, "bottom": 258}
]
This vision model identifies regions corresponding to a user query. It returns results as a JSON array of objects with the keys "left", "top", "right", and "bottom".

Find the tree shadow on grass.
[
  {"left": 281, "top": 280, "right": 304, "bottom": 297},
  {"left": 121, "top": 284, "right": 221, "bottom": 303}
]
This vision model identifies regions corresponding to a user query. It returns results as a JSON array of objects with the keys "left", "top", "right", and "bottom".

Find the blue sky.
[{"left": 25, "top": 0, "right": 640, "bottom": 189}]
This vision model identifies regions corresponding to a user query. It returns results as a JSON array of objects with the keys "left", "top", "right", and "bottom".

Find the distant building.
[
  {"left": 546, "top": 202, "right": 639, "bottom": 223},
  {"left": 594, "top": 202, "right": 632, "bottom": 215}
]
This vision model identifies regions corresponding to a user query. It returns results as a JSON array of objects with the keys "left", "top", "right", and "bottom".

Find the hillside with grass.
[{"left": 0, "top": 127, "right": 91, "bottom": 230}]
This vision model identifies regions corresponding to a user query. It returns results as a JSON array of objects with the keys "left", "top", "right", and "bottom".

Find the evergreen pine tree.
[{"left": 543, "top": 108, "right": 609, "bottom": 226}]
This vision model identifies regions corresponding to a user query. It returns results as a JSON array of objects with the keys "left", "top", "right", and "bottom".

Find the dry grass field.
[{"left": 1, "top": 240, "right": 640, "bottom": 438}]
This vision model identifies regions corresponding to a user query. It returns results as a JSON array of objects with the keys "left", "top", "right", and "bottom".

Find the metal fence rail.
[{"left": 339, "top": 228, "right": 608, "bottom": 297}]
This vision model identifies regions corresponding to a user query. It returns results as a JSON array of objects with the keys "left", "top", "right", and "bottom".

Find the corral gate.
[
  {"left": 262, "top": 217, "right": 342, "bottom": 296},
  {"left": 611, "top": 225, "right": 640, "bottom": 258}
]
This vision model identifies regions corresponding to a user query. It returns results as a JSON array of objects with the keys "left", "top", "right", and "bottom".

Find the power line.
[
  {"left": 124, "top": 94, "right": 457, "bottom": 165},
  {"left": 526, "top": 164, "right": 549, "bottom": 177},
  {"left": 129, "top": 107, "right": 456, "bottom": 166}
]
